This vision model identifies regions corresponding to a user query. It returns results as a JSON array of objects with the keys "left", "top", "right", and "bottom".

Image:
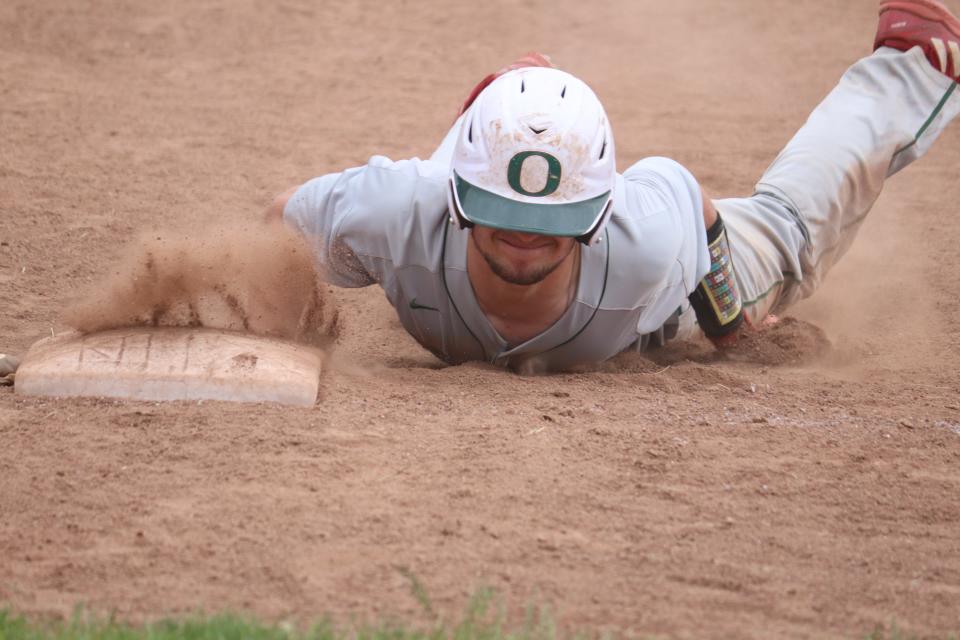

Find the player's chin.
[
  {"left": 489, "top": 261, "right": 557, "bottom": 285},
  {"left": 485, "top": 252, "right": 568, "bottom": 285},
  {"left": 473, "top": 228, "right": 575, "bottom": 285}
]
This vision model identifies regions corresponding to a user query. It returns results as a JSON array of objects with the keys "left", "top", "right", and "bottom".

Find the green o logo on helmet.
[{"left": 507, "top": 151, "right": 562, "bottom": 197}]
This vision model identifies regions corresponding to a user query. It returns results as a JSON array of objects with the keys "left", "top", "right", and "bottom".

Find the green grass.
[
  {"left": 0, "top": 589, "right": 564, "bottom": 640},
  {"left": 2, "top": 599, "right": 957, "bottom": 640},
  {"left": 865, "top": 624, "right": 959, "bottom": 640}
]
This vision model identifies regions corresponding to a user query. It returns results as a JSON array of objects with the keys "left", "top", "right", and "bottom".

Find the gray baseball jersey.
[
  {"left": 283, "top": 155, "right": 710, "bottom": 372},
  {"left": 284, "top": 48, "right": 960, "bottom": 372}
]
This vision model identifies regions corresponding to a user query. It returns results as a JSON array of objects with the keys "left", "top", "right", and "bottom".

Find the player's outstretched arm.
[
  {"left": 261, "top": 175, "right": 378, "bottom": 289},
  {"left": 262, "top": 156, "right": 447, "bottom": 290},
  {"left": 264, "top": 185, "right": 300, "bottom": 224},
  {"left": 700, "top": 189, "right": 718, "bottom": 229},
  {"left": 688, "top": 186, "right": 745, "bottom": 349}
]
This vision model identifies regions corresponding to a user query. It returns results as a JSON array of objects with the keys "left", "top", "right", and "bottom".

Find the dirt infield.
[{"left": 2, "top": 0, "right": 960, "bottom": 638}]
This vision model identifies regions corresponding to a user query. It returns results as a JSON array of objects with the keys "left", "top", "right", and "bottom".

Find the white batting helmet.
[{"left": 448, "top": 67, "right": 616, "bottom": 245}]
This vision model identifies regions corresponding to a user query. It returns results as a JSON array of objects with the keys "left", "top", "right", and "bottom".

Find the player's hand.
[{"left": 707, "top": 313, "right": 779, "bottom": 349}]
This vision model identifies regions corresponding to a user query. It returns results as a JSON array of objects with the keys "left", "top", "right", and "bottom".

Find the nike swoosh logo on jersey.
[{"left": 409, "top": 299, "right": 440, "bottom": 312}]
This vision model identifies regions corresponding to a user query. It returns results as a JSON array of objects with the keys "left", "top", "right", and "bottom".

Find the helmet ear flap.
[
  {"left": 577, "top": 197, "right": 613, "bottom": 245},
  {"left": 447, "top": 176, "right": 474, "bottom": 229}
]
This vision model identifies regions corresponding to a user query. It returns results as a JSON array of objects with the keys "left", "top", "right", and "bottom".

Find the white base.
[{"left": 15, "top": 328, "right": 323, "bottom": 407}]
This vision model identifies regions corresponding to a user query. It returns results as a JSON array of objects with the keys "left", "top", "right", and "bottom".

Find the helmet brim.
[{"left": 452, "top": 173, "right": 611, "bottom": 238}]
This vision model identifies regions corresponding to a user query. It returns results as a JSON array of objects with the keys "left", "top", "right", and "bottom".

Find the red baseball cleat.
[{"left": 875, "top": 0, "right": 960, "bottom": 81}]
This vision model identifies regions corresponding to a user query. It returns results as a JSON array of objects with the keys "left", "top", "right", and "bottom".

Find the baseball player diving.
[{"left": 265, "top": 0, "right": 960, "bottom": 372}]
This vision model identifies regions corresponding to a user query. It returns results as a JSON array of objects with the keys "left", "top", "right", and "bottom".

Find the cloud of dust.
[
  {"left": 790, "top": 197, "right": 941, "bottom": 369},
  {"left": 63, "top": 222, "right": 339, "bottom": 347}
]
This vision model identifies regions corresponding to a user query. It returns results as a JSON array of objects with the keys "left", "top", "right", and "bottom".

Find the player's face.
[{"left": 470, "top": 226, "right": 578, "bottom": 286}]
